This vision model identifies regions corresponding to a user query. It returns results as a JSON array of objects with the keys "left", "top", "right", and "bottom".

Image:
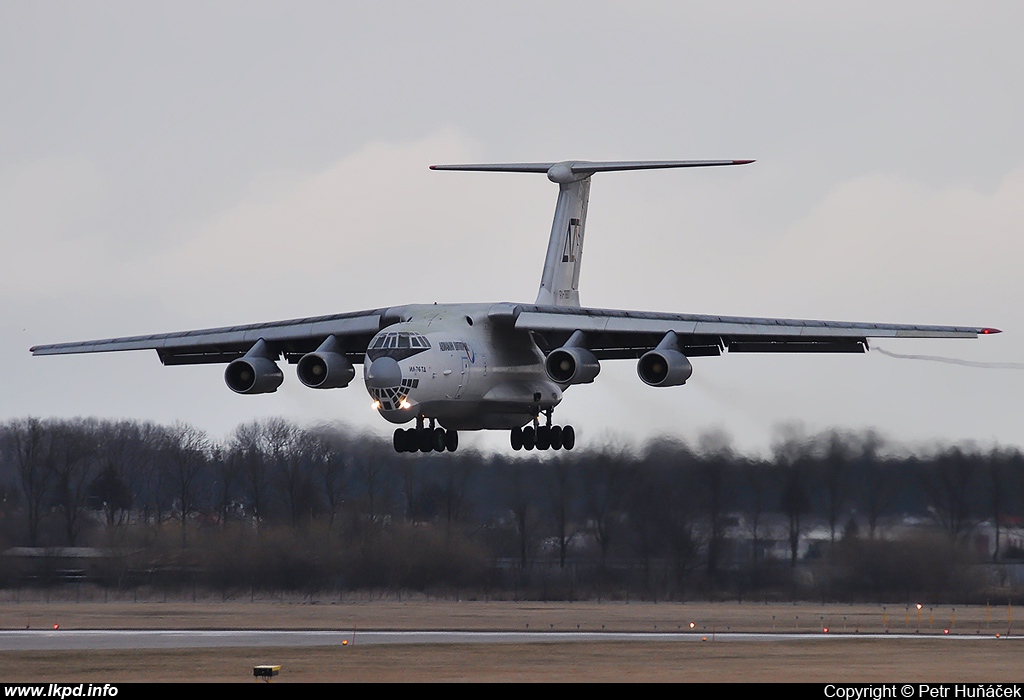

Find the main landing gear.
[
  {"left": 510, "top": 409, "right": 575, "bottom": 452},
  {"left": 394, "top": 416, "right": 458, "bottom": 453}
]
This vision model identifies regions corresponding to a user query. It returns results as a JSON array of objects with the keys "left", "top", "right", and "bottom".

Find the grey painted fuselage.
[{"left": 365, "top": 303, "right": 561, "bottom": 430}]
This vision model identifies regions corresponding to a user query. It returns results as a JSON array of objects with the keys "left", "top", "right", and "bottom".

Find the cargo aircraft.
[{"left": 31, "top": 160, "right": 1000, "bottom": 453}]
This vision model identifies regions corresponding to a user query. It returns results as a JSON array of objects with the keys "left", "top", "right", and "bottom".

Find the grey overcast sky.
[{"left": 2, "top": 1, "right": 1022, "bottom": 454}]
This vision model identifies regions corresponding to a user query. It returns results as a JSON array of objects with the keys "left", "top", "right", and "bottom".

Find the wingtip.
[
  {"left": 733, "top": 159, "right": 756, "bottom": 165},
  {"left": 981, "top": 328, "right": 1002, "bottom": 335}
]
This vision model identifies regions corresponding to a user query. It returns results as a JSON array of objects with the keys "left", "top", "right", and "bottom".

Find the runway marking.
[{"left": 0, "top": 630, "right": 1017, "bottom": 651}]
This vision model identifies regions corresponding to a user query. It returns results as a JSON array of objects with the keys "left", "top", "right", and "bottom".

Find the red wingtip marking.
[
  {"left": 982, "top": 328, "right": 1002, "bottom": 334},
  {"left": 428, "top": 165, "right": 438, "bottom": 170},
  {"left": 733, "top": 159, "right": 755, "bottom": 165}
]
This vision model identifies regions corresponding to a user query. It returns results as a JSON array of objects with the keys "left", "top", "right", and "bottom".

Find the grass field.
[{"left": 1, "top": 597, "right": 1021, "bottom": 682}]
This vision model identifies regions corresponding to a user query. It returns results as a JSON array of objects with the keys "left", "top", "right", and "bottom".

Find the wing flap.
[{"left": 514, "top": 305, "right": 994, "bottom": 356}]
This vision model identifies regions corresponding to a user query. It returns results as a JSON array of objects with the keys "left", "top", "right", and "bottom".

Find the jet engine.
[
  {"left": 637, "top": 331, "right": 693, "bottom": 387},
  {"left": 225, "top": 356, "right": 283, "bottom": 394},
  {"left": 297, "top": 336, "right": 355, "bottom": 389},
  {"left": 545, "top": 331, "right": 600, "bottom": 385},
  {"left": 224, "top": 338, "right": 284, "bottom": 394}
]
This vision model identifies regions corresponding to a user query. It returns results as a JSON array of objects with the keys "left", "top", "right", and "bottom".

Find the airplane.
[{"left": 31, "top": 159, "right": 1000, "bottom": 454}]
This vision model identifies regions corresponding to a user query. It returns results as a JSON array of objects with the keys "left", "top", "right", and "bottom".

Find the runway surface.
[{"left": 0, "top": 630, "right": 1014, "bottom": 651}]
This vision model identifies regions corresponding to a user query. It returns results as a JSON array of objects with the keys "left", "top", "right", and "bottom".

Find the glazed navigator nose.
[{"left": 365, "top": 356, "right": 402, "bottom": 389}]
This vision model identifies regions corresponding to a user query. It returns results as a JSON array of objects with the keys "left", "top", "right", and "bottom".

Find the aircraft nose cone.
[{"left": 366, "top": 356, "right": 402, "bottom": 388}]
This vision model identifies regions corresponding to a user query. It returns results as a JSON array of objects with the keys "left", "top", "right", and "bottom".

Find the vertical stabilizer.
[
  {"left": 429, "top": 159, "right": 753, "bottom": 308},
  {"left": 536, "top": 176, "right": 590, "bottom": 306}
]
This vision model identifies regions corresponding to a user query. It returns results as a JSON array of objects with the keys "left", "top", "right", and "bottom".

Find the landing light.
[
  {"left": 400, "top": 399, "right": 412, "bottom": 409},
  {"left": 372, "top": 400, "right": 381, "bottom": 410}
]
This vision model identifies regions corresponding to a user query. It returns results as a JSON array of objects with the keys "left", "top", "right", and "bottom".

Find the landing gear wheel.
[
  {"left": 404, "top": 428, "right": 418, "bottom": 453},
  {"left": 419, "top": 429, "right": 433, "bottom": 453},
  {"left": 393, "top": 428, "right": 406, "bottom": 453},
  {"left": 561, "top": 425, "right": 575, "bottom": 451},
  {"left": 445, "top": 429, "right": 459, "bottom": 452},
  {"left": 522, "top": 426, "right": 536, "bottom": 451},
  {"left": 536, "top": 425, "right": 550, "bottom": 451},
  {"left": 549, "top": 425, "right": 562, "bottom": 451},
  {"left": 510, "top": 427, "right": 523, "bottom": 451},
  {"left": 432, "top": 427, "right": 447, "bottom": 452}
]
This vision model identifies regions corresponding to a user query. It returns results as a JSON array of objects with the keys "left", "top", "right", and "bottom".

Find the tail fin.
[{"left": 430, "top": 159, "right": 753, "bottom": 307}]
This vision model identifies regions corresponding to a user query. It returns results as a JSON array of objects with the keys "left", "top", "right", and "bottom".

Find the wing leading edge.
[
  {"left": 500, "top": 304, "right": 1000, "bottom": 359},
  {"left": 30, "top": 309, "right": 388, "bottom": 366}
]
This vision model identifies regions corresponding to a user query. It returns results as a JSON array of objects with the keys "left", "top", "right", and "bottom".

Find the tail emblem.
[{"left": 562, "top": 218, "right": 581, "bottom": 263}]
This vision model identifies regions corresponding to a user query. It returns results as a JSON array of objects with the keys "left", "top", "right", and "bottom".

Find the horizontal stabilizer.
[{"left": 431, "top": 159, "right": 753, "bottom": 183}]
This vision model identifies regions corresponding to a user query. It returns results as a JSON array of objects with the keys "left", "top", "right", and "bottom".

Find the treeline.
[{"left": 0, "top": 416, "right": 1022, "bottom": 602}]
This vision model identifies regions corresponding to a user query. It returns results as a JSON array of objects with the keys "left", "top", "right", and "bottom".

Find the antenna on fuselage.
[{"left": 429, "top": 159, "right": 753, "bottom": 308}]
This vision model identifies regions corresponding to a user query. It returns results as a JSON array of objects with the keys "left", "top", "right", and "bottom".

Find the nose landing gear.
[
  {"left": 510, "top": 409, "right": 574, "bottom": 452},
  {"left": 393, "top": 416, "right": 458, "bottom": 453}
]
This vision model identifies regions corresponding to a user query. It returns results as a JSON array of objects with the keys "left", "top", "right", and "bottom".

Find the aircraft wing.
[
  {"left": 30, "top": 308, "right": 388, "bottom": 366},
  {"left": 501, "top": 304, "right": 1000, "bottom": 359}
]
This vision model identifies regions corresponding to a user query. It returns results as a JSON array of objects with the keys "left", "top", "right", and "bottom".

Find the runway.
[{"left": 0, "top": 629, "right": 1014, "bottom": 651}]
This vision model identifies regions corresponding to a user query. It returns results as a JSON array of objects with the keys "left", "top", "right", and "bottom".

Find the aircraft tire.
[
  {"left": 561, "top": 425, "right": 575, "bottom": 450},
  {"left": 536, "top": 426, "right": 550, "bottom": 451},
  {"left": 522, "top": 426, "right": 536, "bottom": 451},
  {"left": 419, "top": 429, "right": 433, "bottom": 453},
  {"left": 404, "top": 428, "right": 418, "bottom": 452},
  {"left": 393, "top": 429, "right": 406, "bottom": 453},
  {"left": 445, "top": 429, "right": 459, "bottom": 452},
  {"left": 510, "top": 427, "right": 523, "bottom": 451},
  {"left": 549, "top": 425, "right": 562, "bottom": 450},
  {"left": 432, "top": 427, "right": 447, "bottom": 452}
]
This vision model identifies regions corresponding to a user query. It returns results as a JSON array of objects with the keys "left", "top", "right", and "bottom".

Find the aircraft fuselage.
[{"left": 364, "top": 303, "right": 563, "bottom": 431}]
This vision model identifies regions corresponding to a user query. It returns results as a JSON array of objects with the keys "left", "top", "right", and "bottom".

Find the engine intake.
[
  {"left": 224, "top": 339, "right": 283, "bottom": 394},
  {"left": 297, "top": 352, "right": 354, "bottom": 389},
  {"left": 297, "top": 335, "right": 354, "bottom": 389},
  {"left": 225, "top": 357, "right": 283, "bottom": 394},
  {"left": 637, "top": 331, "right": 692, "bottom": 387},
  {"left": 545, "top": 331, "right": 600, "bottom": 385}
]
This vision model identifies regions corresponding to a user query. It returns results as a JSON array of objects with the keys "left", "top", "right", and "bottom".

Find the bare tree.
[
  {"left": 50, "top": 419, "right": 99, "bottom": 546},
  {"left": 546, "top": 456, "right": 575, "bottom": 569},
  {"left": 3, "top": 418, "right": 56, "bottom": 546},
  {"left": 229, "top": 420, "right": 273, "bottom": 528},
  {"left": 316, "top": 430, "right": 350, "bottom": 531},
  {"left": 925, "top": 445, "right": 978, "bottom": 541},
  {"left": 744, "top": 457, "right": 771, "bottom": 574},
  {"left": 820, "top": 430, "right": 854, "bottom": 546},
  {"left": 985, "top": 447, "right": 1024, "bottom": 561},
  {"left": 503, "top": 456, "right": 537, "bottom": 571},
  {"left": 354, "top": 446, "right": 391, "bottom": 525},
  {"left": 582, "top": 447, "right": 632, "bottom": 569},
  {"left": 90, "top": 420, "right": 161, "bottom": 528},
  {"left": 774, "top": 427, "right": 812, "bottom": 568},
  {"left": 161, "top": 422, "right": 212, "bottom": 547},
  {"left": 276, "top": 426, "right": 327, "bottom": 527},
  {"left": 698, "top": 431, "right": 734, "bottom": 578},
  {"left": 852, "top": 431, "right": 894, "bottom": 539}
]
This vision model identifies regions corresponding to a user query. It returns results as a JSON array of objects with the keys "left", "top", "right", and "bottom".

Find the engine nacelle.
[
  {"left": 637, "top": 348, "right": 692, "bottom": 387},
  {"left": 225, "top": 356, "right": 284, "bottom": 394},
  {"left": 545, "top": 346, "right": 600, "bottom": 385},
  {"left": 297, "top": 351, "right": 355, "bottom": 389}
]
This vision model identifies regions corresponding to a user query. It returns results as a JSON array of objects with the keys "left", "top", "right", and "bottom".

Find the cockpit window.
[{"left": 366, "top": 331, "right": 431, "bottom": 361}]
